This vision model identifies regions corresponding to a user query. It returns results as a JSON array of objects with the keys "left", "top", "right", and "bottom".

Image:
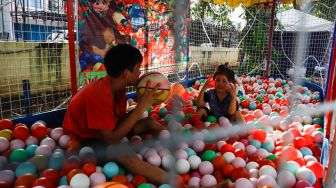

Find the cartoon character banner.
[{"left": 78, "top": 0, "right": 189, "bottom": 75}]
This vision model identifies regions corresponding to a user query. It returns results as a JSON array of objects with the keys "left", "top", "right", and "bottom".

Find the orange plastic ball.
[
  {"left": 294, "top": 137, "right": 307, "bottom": 149},
  {"left": 220, "top": 144, "right": 235, "bottom": 154},
  {"left": 222, "top": 164, "right": 234, "bottom": 177},
  {"left": 15, "top": 174, "right": 37, "bottom": 187},
  {"left": 93, "top": 182, "right": 129, "bottom": 188},
  {"left": 306, "top": 161, "right": 323, "bottom": 179},
  {"left": 253, "top": 129, "right": 266, "bottom": 143},
  {"left": 281, "top": 146, "right": 298, "bottom": 161},
  {"left": 244, "top": 114, "right": 254, "bottom": 122},
  {"left": 231, "top": 167, "right": 249, "bottom": 181},
  {"left": 31, "top": 124, "right": 48, "bottom": 139},
  {"left": 82, "top": 163, "right": 96, "bottom": 176},
  {"left": 170, "top": 83, "right": 185, "bottom": 98}
]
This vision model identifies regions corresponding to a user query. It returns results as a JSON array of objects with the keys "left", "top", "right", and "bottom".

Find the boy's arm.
[
  {"left": 196, "top": 81, "right": 210, "bottom": 108},
  {"left": 101, "top": 81, "right": 160, "bottom": 143}
]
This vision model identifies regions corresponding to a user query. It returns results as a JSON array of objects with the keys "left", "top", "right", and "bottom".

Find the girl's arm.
[
  {"left": 227, "top": 83, "right": 237, "bottom": 115},
  {"left": 196, "top": 80, "right": 210, "bottom": 108}
]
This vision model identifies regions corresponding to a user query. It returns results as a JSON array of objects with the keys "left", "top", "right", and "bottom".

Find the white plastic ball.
[
  {"left": 198, "top": 161, "right": 214, "bottom": 175},
  {"left": 277, "top": 171, "right": 296, "bottom": 187},
  {"left": 188, "top": 155, "right": 202, "bottom": 170},
  {"left": 259, "top": 165, "right": 277, "bottom": 179},
  {"left": 175, "top": 159, "right": 190, "bottom": 174},
  {"left": 235, "top": 178, "right": 253, "bottom": 188},
  {"left": 70, "top": 173, "right": 90, "bottom": 188}
]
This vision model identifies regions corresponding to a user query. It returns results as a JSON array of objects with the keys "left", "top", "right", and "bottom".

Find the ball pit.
[{"left": 0, "top": 76, "right": 327, "bottom": 187}]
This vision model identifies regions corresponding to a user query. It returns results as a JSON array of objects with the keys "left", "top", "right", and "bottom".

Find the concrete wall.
[{"left": 0, "top": 42, "right": 70, "bottom": 98}]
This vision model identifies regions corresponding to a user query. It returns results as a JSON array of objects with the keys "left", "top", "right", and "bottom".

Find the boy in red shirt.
[{"left": 63, "top": 44, "right": 229, "bottom": 187}]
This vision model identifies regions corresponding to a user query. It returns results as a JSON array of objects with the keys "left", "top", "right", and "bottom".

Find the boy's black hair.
[
  {"left": 104, "top": 44, "right": 143, "bottom": 78},
  {"left": 213, "top": 62, "right": 236, "bottom": 84}
]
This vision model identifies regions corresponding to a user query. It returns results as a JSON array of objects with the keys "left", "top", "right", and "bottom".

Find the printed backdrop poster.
[{"left": 77, "top": 0, "right": 189, "bottom": 75}]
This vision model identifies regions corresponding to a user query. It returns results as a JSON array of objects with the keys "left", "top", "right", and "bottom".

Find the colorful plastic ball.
[
  {"left": 248, "top": 102, "right": 257, "bottom": 110},
  {"left": 175, "top": 149, "right": 188, "bottom": 160},
  {"left": 259, "top": 165, "right": 277, "bottom": 179},
  {"left": 31, "top": 123, "right": 48, "bottom": 139},
  {"left": 277, "top": 170, "right": 296, "bottom": 187},
  {"left": 0, "top": 169, "right": 15, "bottom": 185},
  {"left": 296, "top": 167, "right": 316, "bottom": 184},
  {"left": 231, "top": 167, "right": 249, "bottom": 181},
  {"left": 200, "top": 174, "right": 217, "bottom": 187},
  {"left": 175, "top": 159, "right": 190, "bottom": 174},
  {"left": 199, "top": 161, "right": 214, "bottom": 175},
  {"left": 162, "top": 155, "right": 174, "bottom": 170},
  {"left": 261, "top": 140, "right": 274, "bottom": 153},
  {"left": 223, "top": 152, "right": 235, "bottom": 163},
  {"left": 0, "top": 137, "right": 9, "bottom": 152},
  {"left": 294, "top": 180, "right": 312, "bottom": 188},
  {"left": 231, "top": 157, "right": 246, "bottom": 168},
  {"left": 138, "top": 183, "right": 152, "bottom": 188},
  {"left": 15, "top": 161, "right": 36, "bottom": 177},
  {"left": 89, "top": 172, "right": 106, "bottom": 186},
  {"left": 188, "top": 177, "right": 200, "bottom": 187},
  {"left": 312, "top": 131, "right": 324, "bottom": 144},
  {"left": 48, "top": 152, "right": 65, "bottom": 170},
  {"left": 102, "top": 162, "right": 119, "bottom": 179},
  {"left": 82, "top": 163, "right": 96, "bottom": 176},
  {"left": 69, "top": 173, "right": 90, "bottom": 188},
  {"left": 10, "top": 139, "right": 25, "bottom": 150},
  {"left": 50, "top": 127, "right": 63, "bottom": 141},
  {"left": 185, "top": 148, "right": 196, "bottom": 157},
  {"left": 249, "top": 140, "right": 261, "bottom": 149},
  {"left": 9, "top": 149, "right": 28, "bottom": 162},
  {"left": 235, "top": 178, "right": 253, "bottom": 188},
  {"left": 0, "top": 119, "right": 14, "bottom": 130},
  {"left": 12, "top": 125, "right": 30, "bottom": 141},
  {"left": 202, "top": 150, "right": 216, "bottom": 161},
  {"left": 93, "top": 182, "right": 128, "bottom": 188},
  {"left": 192, "top": 140, "right": 205, "bottom": 152},
  {"left": 257, "top": 175, "right": 277, "bottom": 188},
  {"left": 281, "top": 146, "right": 298, "bottom": 161},
  {"left": 32, "top": 177, "right": 55, "bottom": 188},
  {"left": 280, "top": 161, "right": 300, "bottom": 175},
  {"left": 30, "top": 154, "right": 49, "bottom": 171},
  {"left": 35, "top": 145, "right": 52, "bottom": 157},
  {"left": 25, "top": 136, "right": 38, "bottom": 146},
  {"left": 14, "top": 173, "right": 37, "bottom": 187},
  {"left": 147, "top": 154, "right": 161, "bottom": 167},
  {"left": 256, "top": 148, "right": 269, "bottom": 159},
  {"left": 59, "top": 176, "right": 68, "bottom": 185},
  {"left": 220, "top": 144, "right": 235, "bottom": 154},
  {"left": 59, "top": 135, "right": 70, "bottom": 148},
  {"left": 41, "top": 137, "right": 56, "bottom": 150},
  {"left": 188, "top": 155, "right": 201, "bottom": 170},
  {"left": 306, "top": 161, "right": 323, "bottom": 179},
  {"left": 0, "top": 129, "right": 12, "bottom": 140},
  {"left": 246, "top": 162, "right": 259, "bottom": 170},
  {"left": 249, "top": 169, "right": 259, "bottom": 178},
  {"left": 25, "top": 144, "right": 38, "bottom": 157},
  {"left": 246, "top": 145, "right": 257, "bottom": 156},
  {"left": 41, "top": 168, "right": 61, "bottom": 185},
  {"left": 212, "top": 156, "right": 226, "bottom": 170}
]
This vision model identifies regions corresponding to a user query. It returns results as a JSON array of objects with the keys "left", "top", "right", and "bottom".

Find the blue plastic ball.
[
  {"left": 159, "top": 184, "right": 172, "bottom": 188},
  {"left": 158, "top": 108, "right": 168, "bottom": 118},
  {"left": 59, "top": 176, "right": 68, "bottom": 185},
  {"left": 250, "top": 139, "right": 262, "bottom": 149},
  {"left": 262, "top": 141, "right": 275, "bottom": 152},
  {"left": 299, "top": 147, "right": 313, "bottom": 156},
  {"left": 48, "top": 152, "right": 65, "bottom": 170},
  {"left": 103, "top": 162, "right": 119, "bottom": 179},
  {"left": 249, "top": 102, "right": 257, "bottom": 110},
  {"left": 15, "top": 161, "right": 36, "bottom": 177},
  {"left": 185, "top": 148, "right": 196, "bottom": 157},
  {"left": 25, "top": 145, "right": 38, "bottom": 158},
  {"left": 280, "top": 161, "right": 300, "bottom": 175}
]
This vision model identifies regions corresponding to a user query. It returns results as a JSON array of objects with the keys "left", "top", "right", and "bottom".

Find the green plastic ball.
[
  {"left": 207, "top": 116, "right": 217, "bottom": 123},
  {"left": 9, "top": 149, "right": 29, "bottom": 162},
  {"left": 202, "top": 150, "right": 216, "bottom": 161},
  {"left": 138, "top": 183, "right": 152, "bottom": 188}
]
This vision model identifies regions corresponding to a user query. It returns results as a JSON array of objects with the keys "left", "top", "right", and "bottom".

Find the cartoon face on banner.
[{"left": 78, "top": 0, "right": 189, "bottom": 74}]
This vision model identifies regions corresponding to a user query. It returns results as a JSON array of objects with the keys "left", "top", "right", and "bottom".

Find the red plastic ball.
[
  {"left": 259, "top": 159, "right": 276, "bottom": 169},
  {"left": 112, "top": 174, "right": 129, "bottom": 184},
  {"left": 247, "top": 155, "right": 263, "bottom": 163},
  {"left": 302, "top": 133, "right": 314, "bottom": 146},
  {"left": 231, "top": 167, "right": 249, "bottom": 181},
  {"left": 31, "top": 123, "right": 48, "bottom": 139},
  {"left": 294, "top": 157, "right": 305, "bottom": 166},
  {"left": 281, "top": 146, "right": 298, "bottom": 161},
  {"left": 222, "top": 164, "right": 234, "bottom": 177},
  {"left": 82, "top": 163, "right": 96, "bottom": 176},
  {"left": 41, "top": 169, "right": 60, "bottom": 185},
  {"left": 306, "top": 161, "right": 323, "bottom": 179},
  {"left": 213, "top": 170, "right": 224, "bottom": 180},
  {"left": 220, "top": 144, "right": 235, "bottom": 154},
  {"left": 189, "top": 114, "right": 201, "bottom": 125},
  {"left": 234, "top": 149, "right": 246, "bottom": 159},
  {"left": 0, "top": 119, "right": 14, "bottom": 130},
  {"left": 13, "top": 125, "right": 30, "bottom": 141},
  {"left": 32, "top": 177, "right": 54, "bottom": 188},
  {"left": 289, "top": 128, "right": 301, "bottom": 137},
  {"left": 204, "top": 143, "right": 217, "bottom": 152},
  {"left": 131, "top": 175, "right": 147, "bottom": 187},
  {"left": 253, "top": 129, "right": 266, "bottom": 143},
  {"left": 15, "top": 174, "right": 37, "bottom": 187},
  {"left": 294, "top": 137, "right": 307, "bottom": 149},
  {"left": 180, "top": 173, "right": 191, "bottom": 184},
  {"left": 241, "top": 100, "right": 249, "bottom": 108},
  {"left": 244, "top": 114, "right": 254, "bottom": 122},
  {"left": 309, "top": 144, "right": 322, "bottom": 158},
  {"left": 212, "top": 156, "right": 226, "bottom": 170}
]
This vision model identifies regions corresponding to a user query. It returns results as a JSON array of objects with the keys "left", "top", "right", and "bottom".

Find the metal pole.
[
  {"left": 22, "top": 80, "right": 31, "bottom": 115},
  {"left": 66, "top": 0, "right": 77, "bottom": 96},
  {"left": 265, "top": 1, "right": 277, "bottom": 77}
]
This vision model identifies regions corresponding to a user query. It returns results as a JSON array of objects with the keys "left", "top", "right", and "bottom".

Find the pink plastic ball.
[
  {"left": 231, "top": 157, "right": 246, "bottom": 168},
  {"left": 175, "top": 149, "right": 188, "bottom": 159},
  {"left": 312, "top": 131, "right": 324, "bottom": 144},
  {"left": 25, "top": 136, "right": 39, "bottom": 146},
  {"left": 40, "top": 137, "right": 56, "bottom": 150},
  {"left": 233, "top": 142, "right": 245, "bottom": 151},
  {"left": 158, "top": 148, "right": 169, "bottom": 158},
  {"left": 257, "top": 175, "right": 277, "bottom": 188},
  {"left": 279, "top": 120, "right": 290, "bottom": 131},
  {"left": 159, "top": 130, "right": 170, "bottom": 139},
  {"left": 277, "top": 171, "right": 296, "bottom": 187},
  {"left": 200, "top": 174, "right": 217, "bottom": 187},
  {"left": 235, "top": 178, "right": 253, "bottom": 188},
  {"left": 0, "top": 137, "right": 9, "bottom": 152},
  {"left": 249, "top": 169, "right": 259, "bottom": 178},
  {"left": 58, "top": 135, "right": 70, "bottom": 148},
  {"left": 89, "top": 172, "right": 106, "bottom": 186},
  {"left": 246, "top": 145, "right": 257, "bottom": 156},
  {"left": 188, "top": 177, "right": 200, "bottom": 187},
  {"left": 256, "top": 148, "right": 269, "bottom": 159},
  {"left": 218, "top": 117, "right": 230, "bottom": 126},
  {"left": 35, "top": 145, "right": 53, "bottom": 157},
  {"left": 240, "top": 139, "right": 249, "bottom": 146},
  {"left": 253, "top": 109, "right": 264, "bottom": 118},
  {"left": 199, "top": 161, "right": 214, "bottom": 175},
  {"left": 10, "top": 139, "right": 25, "bottom": 150},
  {"left": 262, "top": 107, "right": 272, "bottom": 115},
  {"left": 147, "top": 154, "right": 161, "bottom": 167},
  {"left": 50, "top": 128, "right": 63, "bottom": 141},
  {"left": 246, "top": 162, "right": 259, "bottom": 170},
  {"left": 144, "top": 149, "right": 158, "bottom": 159},
  {"left": 259, "top": 165, "right": 277, "bottom": 179},
  {"left": 281, "top": 131, "right": 295, "bottom": 143},
  {"left": 192, "top": 140, "right": 205, "bottom": 152}
]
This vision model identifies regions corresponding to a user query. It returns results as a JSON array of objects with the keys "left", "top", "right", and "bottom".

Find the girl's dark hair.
[
  {"left": 213, "top": 62, "right": 236, "bottom": 84},
  {"left": 104, "top": 44, "right": 143, "bottom": 78}
]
